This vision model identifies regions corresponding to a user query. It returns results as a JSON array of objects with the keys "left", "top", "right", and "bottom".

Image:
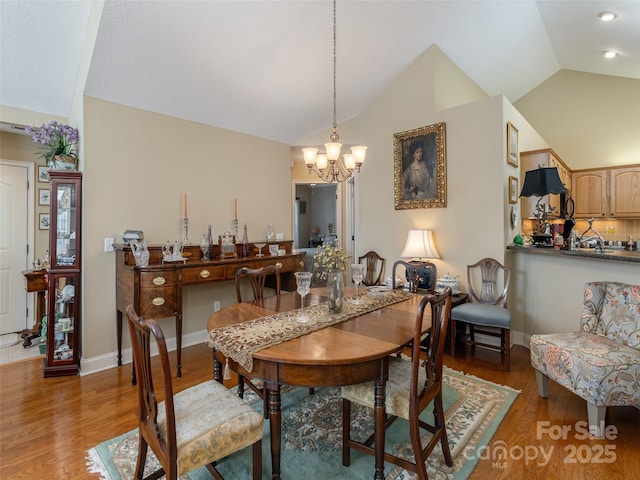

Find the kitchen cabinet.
[
  {"left": 572, "top": 166, "right": 640, "bottom": 218},
  {"left": 520, "top": 149, "right": 571, "bottom": 218},
  {"left": 572, "top": 170, "right": 607, "bottom": 218},
  {"left": 44, "top": 171, "right": 82, "bottom": 377},
  {"left": 610, "top": 167, "right": 640, "bottom": 217}
]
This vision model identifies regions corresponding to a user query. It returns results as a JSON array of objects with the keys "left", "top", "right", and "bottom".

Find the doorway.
[
  {"left": 0, "top": 160, "right": 35, "bottom": 335},
  {"left": 293, "top": 183, "right": 338, "bottom": 249}
]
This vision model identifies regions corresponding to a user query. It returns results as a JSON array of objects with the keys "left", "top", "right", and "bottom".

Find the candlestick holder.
[
  {"left": 182, "top": 217, "right": 191, "bottom": 245},
  {"left": 233, "top": 218, "right": 238, "bottom": 239}
]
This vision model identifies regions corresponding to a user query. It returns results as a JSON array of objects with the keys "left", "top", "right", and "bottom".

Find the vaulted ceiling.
[{"left": 1, "top": 1, "right": 638, "bottom": 144}]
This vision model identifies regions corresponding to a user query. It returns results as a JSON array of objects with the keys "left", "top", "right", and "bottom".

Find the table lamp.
[
  {"left": 400, "top": 229, "right": 440, "bottom": 289},
  {"left": 519, "top": 167, "right": 566, "bottom": 244}
]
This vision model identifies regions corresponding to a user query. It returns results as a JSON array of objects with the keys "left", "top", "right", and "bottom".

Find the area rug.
[{"left": 86, "top": 366, "right": 519, "bottom": 480}]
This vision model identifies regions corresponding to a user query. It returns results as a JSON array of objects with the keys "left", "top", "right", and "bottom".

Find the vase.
[
  {"left": 49, "top": 154, "right": 78, "bottom": 171},
  {"left": 326, "top": 271, "right": 344, "bottom": 313}
]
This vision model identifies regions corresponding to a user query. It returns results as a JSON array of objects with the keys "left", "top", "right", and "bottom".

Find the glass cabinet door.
[
  {"left": 50, "top": 174, "right": 81, "bottom": 269},
  {"left": 45, "top": 272, "right": 80, "bottom": 376}
]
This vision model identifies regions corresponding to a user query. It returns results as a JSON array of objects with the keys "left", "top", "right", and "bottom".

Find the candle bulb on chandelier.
[{"left": 234, "top": 197, "right": 238, "bottom": 220}]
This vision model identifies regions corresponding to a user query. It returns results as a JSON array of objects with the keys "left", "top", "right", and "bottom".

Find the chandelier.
[{"left": 302, "top": 0, "right": 367, "bottom": 184}]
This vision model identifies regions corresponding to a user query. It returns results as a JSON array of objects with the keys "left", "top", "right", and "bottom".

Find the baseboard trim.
[
  {"left": 79, "top": 329, "right": 209, "bottom": 376},
  {"left": 79, "top": 328, "right": 532, "bottom": 377}
]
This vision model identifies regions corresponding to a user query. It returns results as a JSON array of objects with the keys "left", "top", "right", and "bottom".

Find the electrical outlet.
[
  {"left": 104, "top": 237, "right": 115, "bottom": 252},
  {"left": 213, "top": 300, "right": 221, "bottom": 312},
  {"left": 607, "top": 226, "right": 616, "bottom": 234}
]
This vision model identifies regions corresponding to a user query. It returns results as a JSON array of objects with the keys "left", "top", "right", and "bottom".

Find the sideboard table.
[{"left": 114, "top": 241, "right": 305, "bottom": 381}]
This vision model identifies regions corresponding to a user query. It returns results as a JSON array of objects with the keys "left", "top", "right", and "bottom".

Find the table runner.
[{"left": 208, "top": 290, "right": 415, "bottom": 374}]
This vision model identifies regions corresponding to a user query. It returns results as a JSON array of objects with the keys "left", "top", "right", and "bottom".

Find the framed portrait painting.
[
  {"left": 393, "top": 122, "right": 446, "bottom": 209},
  {"left": 507, "top": 121, "right": 519, "bottom": 167}
]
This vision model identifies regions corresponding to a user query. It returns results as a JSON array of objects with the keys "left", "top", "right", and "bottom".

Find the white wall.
[
  {"left": 507, "top": 251, "right": 639, "bottom": 346},
  {"left": 81, "top": 96, "right": 292, "bottom": 366}
]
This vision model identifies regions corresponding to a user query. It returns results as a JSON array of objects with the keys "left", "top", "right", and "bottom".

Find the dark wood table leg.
[
  {"left": 116, "top": 309, "right": 123, "bottom": 367},
  {"left": 267, "top": 383, "right": 282, "bottom": 480},
  {"left": 212, "top": 349, "right": 223, "bottom": 383},
  {"left": 374, "top": 377, "right": 386, "bottom": 480},
  {"left": 176, "top": 314, "right": 183, "bottom": 377}
]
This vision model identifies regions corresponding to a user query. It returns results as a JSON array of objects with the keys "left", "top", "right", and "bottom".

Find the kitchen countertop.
[{"left": 506, "top": 244, "right": 640, "bottom": 264}]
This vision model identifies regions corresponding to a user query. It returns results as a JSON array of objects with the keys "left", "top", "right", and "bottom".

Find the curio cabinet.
[{"left": 44, "top": 171, "right": 82, "bottom": 377}]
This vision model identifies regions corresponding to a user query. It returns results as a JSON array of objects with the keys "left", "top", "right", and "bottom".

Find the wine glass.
[
  {"left": 254, "top": 242, "right": 267, "bottom": 257},
  {"left": 200, "top": 234, "right": 210, "bottom": 261},
  {"left": 350, "top": 263, "right": 365, "bottom": 304},
  {"left": 294, "top": 271, "right": 313, "bottom": 323}
]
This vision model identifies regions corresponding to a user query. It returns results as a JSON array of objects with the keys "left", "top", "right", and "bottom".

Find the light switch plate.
[{"left": 104, "top": 237, "right": 115, "bottom": 252}]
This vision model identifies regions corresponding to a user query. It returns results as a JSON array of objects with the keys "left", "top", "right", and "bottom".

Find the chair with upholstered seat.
[
  {"left": 358, "top": 251, "right": 385, "bottom": 286},
  {"left": 341, "top": 288, "right": 453, "bottom": 479},
  {"left": 392, "top": 260, "right": 437, "bottom": 293},
  {"left": 126, "top": 305, "right": 263, "bottom": 480},
  {"left": 450, "top": 257, "right": 511, "bottom": 370},
  {"left": 530, "top": 281, "right": 640, "bottom": 438}
]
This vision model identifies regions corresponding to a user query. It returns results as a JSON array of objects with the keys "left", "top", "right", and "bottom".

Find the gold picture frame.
[
  {"left": 393, "top": 122, "right": 446, "bottom": 209},
  {"left": 507, "top": 121, "right": 519, "bottom": 167},
  {"left": 508, "top": 176, "right": 518, "bottom": 204}
]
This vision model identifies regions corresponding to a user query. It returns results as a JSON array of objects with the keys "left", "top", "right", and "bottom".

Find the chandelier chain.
[{"left": 331, "top": 0, "right": 338, "bottom": 139}]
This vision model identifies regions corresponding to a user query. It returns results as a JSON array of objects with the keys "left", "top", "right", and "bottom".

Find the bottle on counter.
[
  {"left": 242, "top": 223, "right": 248, "bottom": 257},
  {"left": 570, "top": 231, "right": 578, "bottom": 251},
  {"left": 207, "top": 224, "right": 214, "bottom": 259}
]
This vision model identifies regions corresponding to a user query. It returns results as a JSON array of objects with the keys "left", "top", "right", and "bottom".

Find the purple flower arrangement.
[{"left": 26, "top": 121, "right": 79, "bottom": 164}]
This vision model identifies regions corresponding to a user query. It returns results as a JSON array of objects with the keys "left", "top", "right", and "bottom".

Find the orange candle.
[
  {"left": 234, "top": 198, "right": 238, "bottom": 219},
  {"left": 183, "top": 193, "right": 188, "bottom": 218}
]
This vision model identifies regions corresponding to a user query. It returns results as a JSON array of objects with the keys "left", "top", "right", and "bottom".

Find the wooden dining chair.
[
  {"left": 392, "top": 260, "right": 437, "bottom": 293},
  {"left": 235, "top": 265, "right": 281, "bottom": 308},
  {"left": 126, "top": 305, "right": 263, "bottom": 480},
  {"left": 341, "top": 288, "right": 454, "bottom": 479},
  {"left": 450, "top": 257, "right": 511, "bottom": 370},
  {"left": 358, "top": 251, "right": 385, "bottom": 286},
  {"left": 234, "top": 265, "right": 282, "bottom": 416}
]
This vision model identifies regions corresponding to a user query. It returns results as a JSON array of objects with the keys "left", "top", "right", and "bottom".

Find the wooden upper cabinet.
[
  {"left": 572, "top": 170, "right": 608, "bottom": 218},
  {"left": 520, "top": 149, "right": 571, "bottom": 218},
  {"left": 610, "top": 167, "right": 640, "bottom": 217}
]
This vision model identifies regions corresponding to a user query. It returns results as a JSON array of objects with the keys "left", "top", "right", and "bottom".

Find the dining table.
[{"left": 206, "top": 287, "right": 431, "bottom": 480}]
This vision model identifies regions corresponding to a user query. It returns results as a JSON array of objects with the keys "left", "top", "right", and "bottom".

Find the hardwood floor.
[{"left": 0, "top": 343, "right": 637, "bottom": 479}]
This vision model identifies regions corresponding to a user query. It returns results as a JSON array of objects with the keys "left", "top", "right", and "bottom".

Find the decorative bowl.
[
  {"left": 436, "top": 273, "right": 461, "bottom": 294},
  {"left": 366, "top": 285, "right": 392, "bottom": 298}
]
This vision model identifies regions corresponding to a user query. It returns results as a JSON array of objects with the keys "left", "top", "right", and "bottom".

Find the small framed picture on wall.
[
  {"left": 39, "top": 213, "right": 50, "bottom": 230},
  {"left": 508, "top": 176, "right": 519, "bottom": 204},
  {"left": 38, "top": 188, "right": 50, "bottom": 206},
  {"left": 38, "top": 166, "right": 50, "bottom": 182},
  {"left": 507, "top": 122, "right": 519, "bottom": 167}
]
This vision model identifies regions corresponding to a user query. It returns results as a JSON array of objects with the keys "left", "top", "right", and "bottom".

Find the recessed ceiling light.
[
  {"left": 604, "top": 50, "right": 618, "bottom": 59},
  {"left": 598, "top": 11, "right": 617, "bottom": 22}
]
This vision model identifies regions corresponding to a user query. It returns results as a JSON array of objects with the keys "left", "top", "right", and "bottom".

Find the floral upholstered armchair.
[{"left": 530, "top": 281, "right": 640, "bottom": 437}]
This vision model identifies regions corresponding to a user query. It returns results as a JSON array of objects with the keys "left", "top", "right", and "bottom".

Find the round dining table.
[{"left": 207, "top": 287, "right": 430, "bottom": 480}]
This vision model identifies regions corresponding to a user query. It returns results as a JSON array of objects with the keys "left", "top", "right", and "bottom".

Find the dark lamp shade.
[{"left": 519, "top": 167, "right": 567, "bottom": 197}]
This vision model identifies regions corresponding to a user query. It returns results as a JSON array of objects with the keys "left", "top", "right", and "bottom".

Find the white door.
[{"left": 0, "top": 162, "right": 31, "bottom": 334}]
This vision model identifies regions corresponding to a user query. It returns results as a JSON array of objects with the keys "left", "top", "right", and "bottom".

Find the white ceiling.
[{"left": 1, "top": 1, "right": 638, "bottom": 144}]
